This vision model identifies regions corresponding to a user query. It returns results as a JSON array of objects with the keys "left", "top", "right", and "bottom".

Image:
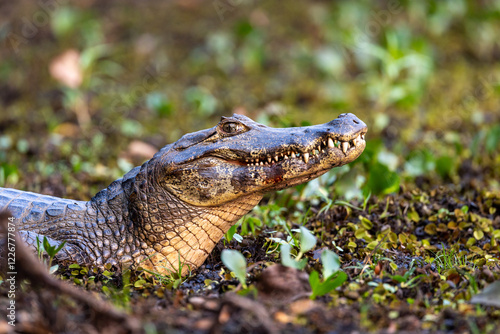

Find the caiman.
[{"left": 0, "top": 113, "right": 367, "bottom": 275}]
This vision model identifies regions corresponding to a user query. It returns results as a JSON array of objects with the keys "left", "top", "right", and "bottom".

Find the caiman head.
[
  {"left": 158, "top": 113, "right": 367, "bottom": 206},
  {"left": 128, "top": 113, "right": 367, "bottom": 275}
]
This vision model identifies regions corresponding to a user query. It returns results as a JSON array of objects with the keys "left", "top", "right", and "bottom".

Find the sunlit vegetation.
[{"left": 0, "top": 0, "right": 499, "bottom": 332}]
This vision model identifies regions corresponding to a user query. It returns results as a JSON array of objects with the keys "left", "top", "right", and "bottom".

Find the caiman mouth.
[
  {"left": 242, "top": 130, "right": 367, "bottom": 167},
  {"left": 164, "top": 113, "right": 368, "bottom": 206}
]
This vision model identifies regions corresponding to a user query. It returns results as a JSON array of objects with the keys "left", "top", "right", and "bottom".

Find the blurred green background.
[{"left": 0, "top": 0, "right": 499, "bottom": 200}]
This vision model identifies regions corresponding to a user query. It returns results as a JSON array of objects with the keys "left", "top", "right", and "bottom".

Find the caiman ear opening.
[{"left": 173, "top": 127, "right": 217, "bottom": 150}]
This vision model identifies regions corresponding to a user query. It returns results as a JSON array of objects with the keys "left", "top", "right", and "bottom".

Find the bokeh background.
[
  {"left": 0, "top": 0, "right": 499, "bottom": 199},
  {"left": 1, "top": 1, "right": 500, "bottom": 333}
]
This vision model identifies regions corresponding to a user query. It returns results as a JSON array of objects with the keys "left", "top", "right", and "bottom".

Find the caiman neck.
[
  {"left": 127, "top": 177, "right": 263, "bottom": 275},
  {"left": 86, "top": 178, "right": 133, "bottom": 266}
]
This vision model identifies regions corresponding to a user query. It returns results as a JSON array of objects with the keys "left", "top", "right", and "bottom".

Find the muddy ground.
[{"left": 1, "top": 1, "right": 500, "bottom": 333}]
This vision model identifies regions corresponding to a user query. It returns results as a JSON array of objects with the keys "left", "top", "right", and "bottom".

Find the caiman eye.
[{"left": 221, "top": 122, "right": 244, "bottom": 134}]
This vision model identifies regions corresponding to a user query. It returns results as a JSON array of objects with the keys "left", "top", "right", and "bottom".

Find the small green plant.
[
  {"left": 221, "top": 249, "right": 247, "bottom": 288},
  {"left": 430, "top": 245, "right": 474, "bottom": 275},
  {"left": 36, "top": 236, "right": 66, "bottom": 274},
  {"left": 309, "top": 249, "right": 348, "bottom": 300},
  {"left": 224, "top": 223, "right": 243, "bottom": 243},
  {"left": 240, "top": 216, "right": 262, "bottom": 236},
  {"left": 345, "top": 261, "right": 376, "bottom": 279},
  {"left": 389, "top": 259, "right": 423, "bottom": 289},
  {"left": 318, "top": 197, "right": 363, "bottom": 216},
  {"left": 253, "top": 203, "right": 287, "bottom": 227},
  {"left": 102, "top": 269, "right": 132, "bottom": 311},
  {"left": 281, "top": 226, "right": 316, "bottom": 270},
  {"left": 139, "top": 252, "right": 191, "bottom": 289}
]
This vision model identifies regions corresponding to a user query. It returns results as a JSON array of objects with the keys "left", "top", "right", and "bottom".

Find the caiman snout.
[{"left": 327, "top": 113, "right": 368, "bottom": 138}]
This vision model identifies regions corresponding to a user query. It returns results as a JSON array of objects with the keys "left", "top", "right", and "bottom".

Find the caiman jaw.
[
  {"left": 244, "top": 131, "right": 367, "bottom": 167},
  {"left": 163, "top": 113, "right": 368, "bottom": 206}
]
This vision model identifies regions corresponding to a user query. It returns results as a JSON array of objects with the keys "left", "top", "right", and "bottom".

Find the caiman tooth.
[
  {"left": 268, "top": 156, "right": 272, "bottom": 163},
  {"left": 284, "top": 154, "right": 288, "bottom": 159},
  {"left": 342, "top": 141, "right": 350, "bottom": 153},
  {"left": 328, "top": 137, "right": 334, "bottom": 148},
  {"left": 361, "top": 134, "right": 365, "bottom": 140},
  {"left": 274, "top": 155, "right": 279, "bottom": 162},
  {"left": 260, "top": 161, "right": 264, "bottom": 166},
  {"left": 352, "top": 136, "right": 358, "bottom": 147},
  {"left": 303, "top": 152, "right": 309, "bottom": 163},
  {"left": 323, "top": 140, "right": 326, "bottom": 147}
]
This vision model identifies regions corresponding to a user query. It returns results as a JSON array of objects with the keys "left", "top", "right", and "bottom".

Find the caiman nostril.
[{"left": 353, "top": 119, "right": 359, "bottom": 124}]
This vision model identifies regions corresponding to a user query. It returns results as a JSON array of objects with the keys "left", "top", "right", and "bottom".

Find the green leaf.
[
  {"left": 134, "top": 279, "right": 147, "bottom": 288},
  {"left": 359, "top": 216, "right": 373, "bottom": 230},
  {"left": 53, "top": 241, "right": 67, "bottom": 255},
  {"left": 436, "top": 156, "right": 454, "bottom": 178},
  {"left": 241, "top": 217, "right": 262, "bottom": 235},
  {"left": 404, "top": 149, "right": 435, "bottom": 177},
  {"left": 391, "top": 275, "right": 406, "bottom": 283},
  {"left": 146, "top": 92, "right": 172, "bottom": 117},
  {"left": 225, "top": 224, "right": 237, "bottom": 242},
  {"left": 221, "top": 249, "right": 247, "bottom": 288},
  {"left": 184, "top": 86, "right": 218, "bottom": 116},
  {"left": 42, "top": 237, "right": 52, "bottom": 255},
  {"left": 51, "top": 7, "right": 80, "bottom": 38},
  {"left": 280, "top": 244, "right": 306, "bottom": 270},
  {"left": 364, "top": 162, "right": 400, "bottom": 196},
  {"left": 299, "top": 226, "right": 316, "bottom": 253},
  {"left": 103, "top": 270, "right": 113, "bottom": 278},
  {"left": 310, "top": 271, "right": 348, "bottom": 299},
  {"left": 407, "top": 209, "right": 420, "bottom": 222},
  {"left": 485, "top": 125, "right": 500, "bottom": 154},
  {"left": 321, "top": 249, "right": 341, "bottom": 279},
  {"left": 309, "top": 270, "right": 321, "bottom": 291}
]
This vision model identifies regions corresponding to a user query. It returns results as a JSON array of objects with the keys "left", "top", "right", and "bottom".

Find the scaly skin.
[{"left": 0, "top": 113, "right": 367, "bottom": 275}]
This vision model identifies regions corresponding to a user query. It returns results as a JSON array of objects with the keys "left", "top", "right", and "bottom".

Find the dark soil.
[{"left": 1, "top": 1, "right": 500, "bottom": 333}]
